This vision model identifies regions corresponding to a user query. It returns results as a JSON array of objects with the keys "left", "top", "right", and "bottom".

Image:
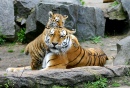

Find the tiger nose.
[{"left": 52, "top": 42, "right": 58, "bottom": 46}]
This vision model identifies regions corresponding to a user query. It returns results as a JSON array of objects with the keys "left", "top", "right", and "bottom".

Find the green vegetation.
[
  {"left": 85, "top": 77, "right": 108, "bottom": 88},
  {"left": 80, "top": 0, "right": 85, "bottom": 6},
  {"left": 17, "top": 28, "right": 26, "bottom": 43},
  {"left": 91, "top": 36, "right": 101, "bottom": 44},
  {"left": 8, "top": 49, "right": 14, "bottom": 53},
  {"left": 0, "top": 36, "right": 5, "bottom": 45},
  {"left": 0, "top": 80, "right": 13, "bottom": 88},
  {"left": 52, "top": 85, "right": 69, "bottom": 88},
  {"left": 110, "top": 1, "right": 119, "bottom": 7},
  {"left": 0, "top": 27, "right": 6, "bottom": 45},
  {"left": 111, "top": 82, "right": 121, "bottom": 87},
  {"left": 52, "top": 77, "right": 108, "bottom": 88},
  {"left": 20, "top": 49, "right": 24, "bottom": 53}
]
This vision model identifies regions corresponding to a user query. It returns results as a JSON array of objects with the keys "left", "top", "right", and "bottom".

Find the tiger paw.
[
  {"left": 6, "top": 66, "right": 31, "bottom": 72},
  {"left": 6, "top": 67, "right": 23, "bottom": 72}
]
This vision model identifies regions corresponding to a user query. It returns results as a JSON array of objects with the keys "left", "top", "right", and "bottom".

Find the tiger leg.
[{"left": 31, "top": 56, "right": 42, "bottom": 70}]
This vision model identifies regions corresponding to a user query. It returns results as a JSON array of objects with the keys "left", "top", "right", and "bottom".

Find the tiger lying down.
[{"left": 6, "top": 27, "right": 113, "bottom": 72}]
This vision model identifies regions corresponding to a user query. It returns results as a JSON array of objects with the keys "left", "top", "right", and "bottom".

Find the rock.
[
  {"left": 0, "top": 0, "right": 15, "bottom": 38},
  {"left": 0, "top": 66, "right": 130, "bottom": 88},
  {"left": 26, "top": 3, "right": 106, "bottom": 41},
  {"left": 114, "top": 36, "right": 130, "bottom": 65},
  {"left": 120, "top": 0, "right": 130, "bottom": 19},
  {"left": 14, "top": 0, "right": 41, "bottom": 25},
  {"left": 106, "top": 0, "right": 127, "bottom": 20}
]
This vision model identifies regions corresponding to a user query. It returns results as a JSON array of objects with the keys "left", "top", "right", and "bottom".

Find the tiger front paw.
[
  {"left": 6, "top": 67, "right": 21, "bottom": 72},
  {"left": 6, "top": 66, "right": 31, "bottom": 72}
]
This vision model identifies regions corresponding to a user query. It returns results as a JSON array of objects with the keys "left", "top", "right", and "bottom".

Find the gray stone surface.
[
  {"left": 0, "top": 65, "right": 130, "bottom": 88},
  {"left": 120, "top": 0, "right": 130, "bottom": 20},
  {"left": 0, "top": 0, "right": 15, "bottom": 38},
  {"left": 26, "top": 3, "right": 106, "bottom": 41},
  {"left": 14, "top": 0, "right": 41, "bottom": 24},
  {"left": 114, "top": 36, "right": 130, "bottom": 65},
  {"left": 107, "top": 1, "right": 127, "bottom": 20}
]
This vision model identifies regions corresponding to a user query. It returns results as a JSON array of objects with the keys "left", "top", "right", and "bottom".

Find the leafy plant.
[
  {"left": 0, "top": 27, "right": 6, "bottom": 45},
  {"left": 91, "top": 36, "right": 101, "bottom": 44},
  {"left": 84, "top": 77, "right": 108, "bottom": 88},
  {"left": 0, "top": 36, "right": 5, "bottom": 45},
  {"left": 110, "top": 1, "right": 119, "bottom": 7},
  {"left": 8, "top": 49, "right": 14, "bottom": 53},
  {"left": 80, "top": 0, "right": 85, "bottom": 6},
  {"left": 112, "top": 82, "right": 120, "bottom": 87},
  {"left": 17, "top": 28, "right": 26, "bottom": 43}
]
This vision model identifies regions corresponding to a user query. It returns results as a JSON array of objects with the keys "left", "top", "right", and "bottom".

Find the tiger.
[
  {"left": 46, "top": 11, "right": 68, "bottom": 28},
  {"left": 6, "top": 12, "right": 69, "bottom": 72},
  {"left": 23, "top": 11, "right": 68, "bottom": 70},
  {"left": 41, "top": 27, "right": 111, "bottom": 70},
  {"left": 6, "top": 27, "right": 112, "bottom": 72}
]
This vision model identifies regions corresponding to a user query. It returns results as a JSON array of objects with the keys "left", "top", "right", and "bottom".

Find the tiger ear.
[
  {"left": 63, "top": 15, "right": 68, "bottom": 19},
  {"left": 48, "top": 11, "right": 53, "bottom": 17}
]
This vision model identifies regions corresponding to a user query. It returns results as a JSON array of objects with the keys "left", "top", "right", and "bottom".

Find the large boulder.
[
  {"left": 106, "top": 0, "right": 127, "bottom": 20},
  {"left": 0, "top": 0, "right": 15, "bottom": 38},
  {"left": 14, "top": 0, "right": 41, "bottom": 25},
  {"left": 26, "top": 2, "right": 106, "bottom": 41},
  {"left": 120, "top": 0, "right": 130, "bottom": 20},
  {"left": 114, "top": 36, "right": 130, "bottom": 65},
  {"left": 0, "top": 66, "right": 130, "bottom": 87}
]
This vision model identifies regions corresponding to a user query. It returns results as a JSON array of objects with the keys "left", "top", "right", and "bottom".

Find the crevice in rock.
[
  {"left": 105, "top": 18, "right": 129, "bottom": 36},
  {"left": 26, "top": 21, "right": 45, "bottom": 43}
]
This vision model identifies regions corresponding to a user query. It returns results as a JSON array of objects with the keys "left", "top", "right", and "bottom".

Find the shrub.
[{"left": 17, "top": 28, "right": 26, "bottom": 43}]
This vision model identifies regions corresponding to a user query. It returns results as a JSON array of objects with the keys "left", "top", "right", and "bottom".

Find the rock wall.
[
  {"left": 1, "top": 0, "right": 105, "bottom": 41},
  {"left": 0, "top": 0, "right": 15, "bottom": 38}
]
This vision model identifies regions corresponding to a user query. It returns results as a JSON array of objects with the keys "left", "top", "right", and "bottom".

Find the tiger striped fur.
[{"left": 42, "top": 27, "right": 109, "bottom": 69}]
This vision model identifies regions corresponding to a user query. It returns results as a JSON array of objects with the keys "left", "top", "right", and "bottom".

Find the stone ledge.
[{"left": 0, "top": 65, "right": 130, "bottom": 88}]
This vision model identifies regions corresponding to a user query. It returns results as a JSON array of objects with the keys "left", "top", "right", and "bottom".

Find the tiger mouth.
[{"left": 51, "top": 47, "right": 57, "bottom": 49}]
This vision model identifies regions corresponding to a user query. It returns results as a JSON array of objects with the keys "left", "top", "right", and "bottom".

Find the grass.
[
  {"left": 110, "top": 1, "right": 119, "bottom": 7},
  {"left": 91, "top": 36, "right": 101, "bottom": 44},
  {"left": 80, "top": 0, "right": 85, "bottom": 6},
  {"left": 52, "top": 77, "right": 108, "bottom": 88},
  {"left": 0, "top": 35, "right": 6, "bottom": 45},
  {"left": 8, "top": 49, "right": 14, "bottom": 53},
  {"left": 85, "top": 77, "right": 108, "bottom": 88},
  {"left": 111, "top": 82, "right": 121, "bottom": 87},
  {"left": 17, "top": 28, "right": 26, "bottom": 43}
]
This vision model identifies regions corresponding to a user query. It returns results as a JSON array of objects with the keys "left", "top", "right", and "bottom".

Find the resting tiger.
[
  {"left": 6, "top": 27, "right": 112, "bottom": 72},
  {"left": 6, "top": 11, "right": 69, "bottom": 71},
  {"left": 42, "top": 27, "right": 110, "bottom": 69},
  {"left": 24, "top": 11, "right": 68, "bottom": 70}
]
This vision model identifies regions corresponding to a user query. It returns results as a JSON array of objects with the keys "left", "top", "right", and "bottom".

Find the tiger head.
[
  {"left": 46, "top": 11, "right": 68, "bottom": 28},
  {"left": 45, "top": 27, "right": 76, "bottom": 54}
]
